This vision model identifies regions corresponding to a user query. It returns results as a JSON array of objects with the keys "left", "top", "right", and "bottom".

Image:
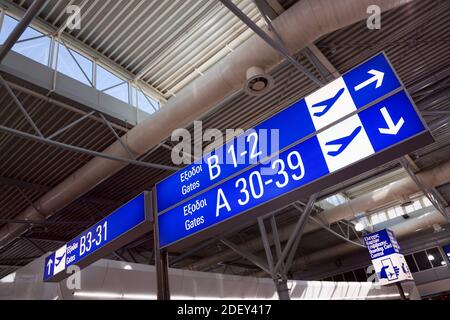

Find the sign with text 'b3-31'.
[
  {"left": 44, "top": 192, "right": 152, "bottom": 282},
  {"left": 156, "top": 53, "right": 433, "bottom": 250},
  {"left": 363, "top": 229, "right": 414, "bottom": 285}
]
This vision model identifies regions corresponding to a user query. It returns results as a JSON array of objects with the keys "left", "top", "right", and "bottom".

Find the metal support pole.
[
  {"left": 257, "top": 217, "right": 275, "bottom": 273},
  {"left": 161, "top": 250, "right": 171, "bottom": 300},
  {"left": 153, "top": 188, "right": 170, "bottom": 300},
  {"left": 273, "top": 194, "right": 318, "bottom": 273},
  {"left": 0, "top": 0, "right": 47, "bottom": 63},
  {"left": 275, "top": 278, "right": 291, "bottom": 301},
  {"left": 395, "top": 282, "right": 407, "bottom": 300}
]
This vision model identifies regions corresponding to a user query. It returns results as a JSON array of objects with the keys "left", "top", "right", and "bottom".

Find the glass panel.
[
  {"left": 57, "top": 43, "right": 93, "bottom": 86},
  {"left": 13, "top": 36, "right": 51, "bottom": 66},
  {"left": 343, "top": 271, "right": 356, "bottom": 282},
  {"left": 0, "top": 15, "right": 51, "bottom": 66},
  {"left": 413, "top": 199, "right": 422, "bottom": 210},
  {"left": 413, "top": 251, "right": 432, "bottom": 271},
  {"left": 18, "top": 23, "right": 43, "bottom": 41},
  {"left": 354, "top": 268, "right": 368, "bottom": 282},
  {"left": 0, "top": 15, "right": 18, "bottom": 44},
  {"left": 370, "top": 214, "right": 379, "bottom": 225},
  {"left": 395, "top": 206, "right": 404, "bottom": 217},
  {"left": 404, "top": 255, "right": 419, "bottom": 273},
  {"left": 96, "top": 65, "right": 124, "bottom": 91},
  {"left": 137, "top": 89, "right": 158, "bottom": 114},
  {"left": 387, "top": 208, "right": 397, "bottom": 219},
  {"left": 378, "top": 212, "right": 387, "bottom": 223},
  {"left": 405, "top": 204, "right": 415, "bottom": 213},
  {"left": 103, "top": 82, "right": 129, "bottom": 104},
  {"left": 426, "top": 248, "right": 445, "bottom": 268}
]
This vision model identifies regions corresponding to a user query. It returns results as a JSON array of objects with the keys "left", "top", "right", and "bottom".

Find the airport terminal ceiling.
[{"left": 0, "top": 0, "right": 449, "bottom": 293}]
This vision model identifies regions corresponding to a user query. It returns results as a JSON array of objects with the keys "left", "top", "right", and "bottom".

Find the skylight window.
[
  {"left": 0, "top": 14, "right": 51, "bottom": 66},
  {"left": 0, "top": 11, "right": 161, "bottom": 113},
  {"left": 96, "top": 65, "right": 129, "bottom": 103},
  {"left": 131, "top": 86, "right": 160, "bottom": 116},
  {"left": 56, "top": 42, "right": 93, "bottom": 86}
]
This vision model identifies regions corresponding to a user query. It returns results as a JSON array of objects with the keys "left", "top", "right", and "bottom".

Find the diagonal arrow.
[
  {"left": 354, "top": 69, "right": 385, "bottom": 91},
  {"left": 379, "top": 107, "right": 405, "bottom": 135}
]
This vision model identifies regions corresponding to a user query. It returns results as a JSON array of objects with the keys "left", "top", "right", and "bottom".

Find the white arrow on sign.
[
  {"left": 46, "top": 258, "right": 53, "bottom": 274},
  {"left": 354, "top": 69, "right": 385, "bottom": 91},
  {"left": 379, "top": 107, "right": 405, "bottom": 135}
]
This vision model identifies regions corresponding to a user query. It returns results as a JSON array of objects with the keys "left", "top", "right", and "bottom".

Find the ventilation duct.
[{"left": 0, "top": 0, "right": 412, "bottom": 250}]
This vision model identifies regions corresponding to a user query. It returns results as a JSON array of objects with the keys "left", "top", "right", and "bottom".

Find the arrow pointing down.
[
  {"left": 354, "top": 69, "right": 385, "bottom": 91},
  {"left": 379, "top": 107, "right": 405, "bottom": 135}
]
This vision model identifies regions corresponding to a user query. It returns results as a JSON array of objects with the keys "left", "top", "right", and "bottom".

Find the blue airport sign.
[
  {"left": 363, "top": 229, "right": 413, "bottom": 285},
  {"left": 156, "top": 53, "right": 433, "bottom": 249},
  {"left": 44, "top": 192, "right": 151, "bottom": 282},
  {"left": 443, "top": 245, "right": 450, "bottom": 262},
  {"left": 156, "top": 53, "right": 404, "bottom": 213}
]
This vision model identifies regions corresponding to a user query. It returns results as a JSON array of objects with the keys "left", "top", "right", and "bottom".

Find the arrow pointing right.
[
  {"left": 379, "top": 107, "right": 405, "bottom": 135},
  {"left": 354, "top": 69, "right": 385, "bottom": 91}
]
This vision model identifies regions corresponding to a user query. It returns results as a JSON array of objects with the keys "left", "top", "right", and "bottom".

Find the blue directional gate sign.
[
  {"left": 44, "top": 192, "right": 152, "bottom": 282},
  {"left": 363, "top": 229, "right": 413, "bottom": 285},
  {"left": 443, "top": 245, "right": 450, "bottom": 262},
  {"left": 156, "top": 53, "right": 433, "bottom": 249}
]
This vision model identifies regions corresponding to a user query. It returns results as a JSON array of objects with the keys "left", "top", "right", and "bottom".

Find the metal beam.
[
  {"left": 254, "top": 0, "right": 279, "bottom": 20},
  {"left": 0, "top": 218, "right": 89, "bottom": 226},
  {"left": 273, "top": 194, "right": 318, "bottom": 273},
  {"left": 265, "top": 0, "right": 285, "bottom": 15},
  {"left": 99, "top": 112, "right": 136, "bottom": 160},
  {"left": 399, "top": 157, "right": 449, "bottom": 220},
  {"left": 0, "top": 124, "right": 179, "bottom": 171},
  {"left": 219, "top": 0, "right": 324, "bottom": 87},
  {"left": 308, "top": 216, "right": 367, "bottom": 248},
  {"left": 303, "top": 44, "right": 340, "bottom": 81},
  {"left": 48, "top": 111, "right": 96, "bottom": 140},
  {"left": 170, "top": 238, "right": 217, "bottom": 266},
  {"left": 0, "top": 176, "right": 122, "bottom": 207},
  {"left": 220, "top": 238, "right": 272, "bottom": 275},
  {"left": 0, "top": 0, "right": 47, "bottom": 63},
  {"left": 6, "top": 80, "right": 129, "bottom": 133},
  {"left": 0, "top": 75, "right": 43, "bottom": 137},
  {"left": 257, "top": 217, "right": 275, "bottom": 273}
]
